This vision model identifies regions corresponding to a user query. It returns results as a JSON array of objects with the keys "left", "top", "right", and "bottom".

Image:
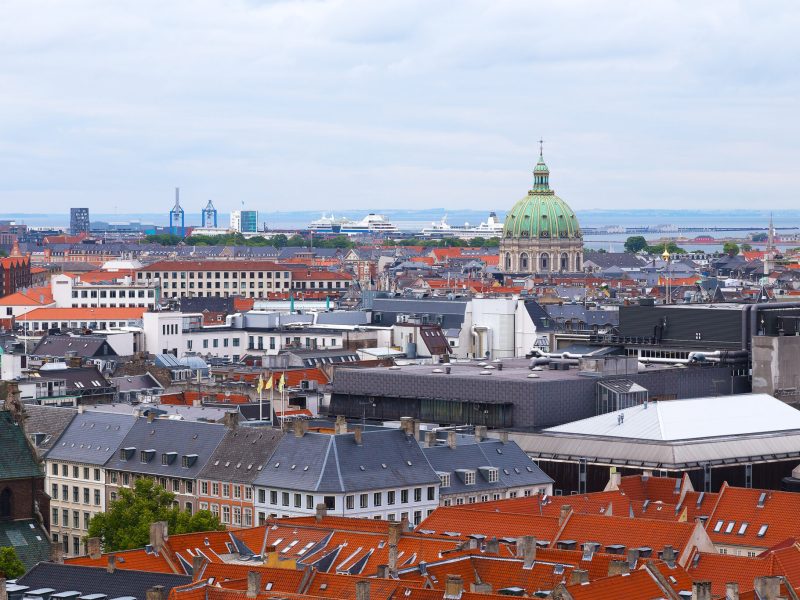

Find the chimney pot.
[
  {"left": 146, "top": 587, "right": 165, "bottom": 600},
  {"left": 246, "top": 572, "right": 261, "bottom": 599},
  {"left": 50, "top": 541, "right": 64, "bottom": 564},
  {"left": 376, "top": 564, "right": 388, "bottom": 579},
  {"left": 293, "top": 419, "right": 308, "bottom": 438},
  {"left": 335, "top": 415, "right": 347, "bottom": 435},
  {"left": 149, "top": 521, "right": 168, "bottom": 552},
  {"left": 485, "top": 537, "right": 499, "bottom": 554},
  {"left": 106, "top": 554, "right": 116, "bottom": 574},
  {"left": 607, "top": 560, "right": 629, "bottom": 577},
  {"left": 224, "top": 411, "right": 239, "bottom": 430},
  {"left": 516, "top": 535, "right": 536, "bottom": 568},
  {"left": 559, "top": 504, "right": 573, "bottom": 525},
  {"left": 474, "top": 426, "right": 487, "bottom": 442},
  {"left": 353, "top": 425, "right": 363, "bottom": 445},
  {"left": 315, "top": 503, "right": 327, "bottom": 522},
  {"left": 147, "top": 412, "right": 156, "bottom": 423},
  {"left": 424, "top": 430, "right": 436, "bottom": 447}
]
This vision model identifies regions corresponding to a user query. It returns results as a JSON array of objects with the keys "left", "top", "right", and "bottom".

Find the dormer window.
[
  {"left": 140, "top": 449, "right": 156, "bottom": 463},
  {"left": 456, "top": 469, "right": 476, "bottom": 485},
  {"left": 438, "top": 472, "right": 451, "bottom": 488},
  {"left": 479, "top": 467, "right": 499, "bottom": 483}
]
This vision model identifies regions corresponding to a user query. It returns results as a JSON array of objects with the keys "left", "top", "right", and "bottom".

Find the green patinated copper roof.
[{"left": 503, "top": 156, "right": 581, "bottom": 239}]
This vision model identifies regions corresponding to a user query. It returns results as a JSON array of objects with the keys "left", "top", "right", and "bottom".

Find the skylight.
[
  {"left": 713, "top": 520, "right": 723, "bottom": 532},
  {"left": 757, "top": 524, "right": 768, "bottom": 537}
]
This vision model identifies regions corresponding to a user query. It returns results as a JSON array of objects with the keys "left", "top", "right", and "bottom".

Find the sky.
[{"left": 1, "top": 0, "right": 799, "bottom": 216}]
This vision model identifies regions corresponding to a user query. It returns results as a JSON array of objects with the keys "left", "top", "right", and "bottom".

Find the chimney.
[
  {"left": 691, "top": 581, "right": 712, "bottom": 600},
  {"left": 725, "top": 582, "right": 740, "bottom": 600},
  {"left": 607, "top": 560, "right": 629, "bottom": 577},
  {"left": 146, "top": 587, "right": 165, "bottom": 600},
  {"left": 353, "top": 425, "right": 363, "bottom": 445},
  {"left": 447, "top": 430, "right": 457, "bottom": 450},
  {"left": 192, "top": 395, "right": 202, "bottom": 407},
  {"left": 753, "top": 576, "right": 782, "bottom": 600},
  {"left": 376, "top": 564, "right": 388, "bottom": 579},
  {"left": 192, "top": 555, "right": 207, "bottom": 578},
  {"left": 388, "top": 521, "right": 402, "bottom": 545},
  {"left": 149, "top": 521, "right": 168, "bottom": 552},
  {"left": 516, "top": 535, "right": 536, "bottom": 568},
  {"left": 474, "top": 426, "right": 487, "bottom": 442},
  {"left": 315, "top": 503, "right": 327, "bottom": 522},
  {"left": 627, "top": 548, "right": 640, "bottom": 570},
  {"left": 470, "top": 582, "right": 492, "bottom": 594},
  {"left": 335, "top": 415, "right": 347, "bottom": 435},
  {"left": 485, "top": 537, "right": 499, "bottom": 554},
  {"left": 498, "top": 431, "right": 508, "bottom": 444},
  {"left": 388, "top": 544, "right": 399, "bottom": 578},
  {"left": 569, "top": 569, "right": 589, "bottom": 585},
  {"left": 559, "top": 504, "right": 572, "bottom": 526},
  {"left": 608, "top": 470, "right": 622, "bottom": 490},
  {"left": 661, "top": 545, "right": 675, "bottom": 566},
  {"left": 0, "top": 578, "right": 7, "bottom": 600},
  {"left": 400, "top": 416, "right": 413, "bottom": 436},
  {"left": 424, "top": 430, "right": 437, "bottom": 447},
  {"left": 147, "top": 411, "right": 156, "bottom": 423},
  {"left": 88, "top": 537, "right": 102, "bottom": 560},
  {"left": 68, "top": 356, "right": 82, "bottom": 368},
  {"left": 294, "top": 419, "right": 308, "bottom": 438},
  {"left": 223, "top": 411, "right": 239, "bottom": 430},
  {"left": 444, "top": 575, "right": 463, "bottom": 600},
  {"left": 246, "top": 572, "right": 261, "bottom": 598},
  {"left": 51, "top": 541, "right": 64, "bottom": 564},
  {"left": 355, "top": 580, "right": 370, "bottom": 600}
]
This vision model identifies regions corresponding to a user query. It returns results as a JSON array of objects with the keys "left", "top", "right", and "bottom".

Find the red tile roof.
[
  {"left": 140, "top": 261, "right": 282, "bottom": 271},
  {"left": 21, "top": 306, "right": 146, "bottom": 320}
]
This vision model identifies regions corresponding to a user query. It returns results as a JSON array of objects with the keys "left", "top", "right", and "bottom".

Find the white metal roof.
[{"left": 545, "top": 394, "right": 800, "bottom": 441}]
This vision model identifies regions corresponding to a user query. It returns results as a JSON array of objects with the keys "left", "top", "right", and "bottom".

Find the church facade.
[{"left": 500, "top": 151, "right": 583, "bottom": 274}]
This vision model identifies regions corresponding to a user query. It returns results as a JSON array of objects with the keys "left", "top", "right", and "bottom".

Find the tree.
[
  {"left": 624, "top": 236, "right": 648, "bottom": 253},
  {"left": 87, "top": 477, "right": 224, "bottom": 552},
  {"left": 751, "top": 232, "right": 768, "bottom": 242},
  {"left": 723, "top": 241, "right": 740, "bottom": 256},
  {"left": 286, "top": 234, "right": 307, "bottom": 247},
  {"left": 0, "top": 546, "right": 26, "bottom": 578},
  {"left": 741, "top": 243, "right": 752, "bottom": 252}
]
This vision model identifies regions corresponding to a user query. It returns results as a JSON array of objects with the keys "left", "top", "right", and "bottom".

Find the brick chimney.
[
  {"left": 88, "top": 537, "right": 102, "bottom": 560},
  {"left": 569, "top": 569, "right": 589, "bottom": 585},
  {"left": 559, "top": 504, "right": 572, "bottom": 526},
  {"left": 447, "top": 430, "right": 457, "bottom": 450},
  {"left": 607, "top": 560, "right": 629, "bottom": 576},
  {"left": 516, "top": 535, "right": 536, "bottom": 568},
  {"left": 444, "top": 575, "right": 463, "bottom": 600},
  {"left": 474, "top": 426, "right": 487, "bottom": 442},
  {"left": 335, "top": 415, "right": 347, "bottom": 435},
  {"left": 149, "top": 521, "right": 168, "bottom": 552},
  {"left": 107, "top": 554, "right": 116, "bottom": 574},
  {"left": 192, "top": 555, "right": 207, "bottom": 578},
  {"left": 725, "top": 582, "right": 739, "bottom": 600},
  {"left": 627, "top": 548, "right": 640, "bottom": 570},
  {"left": 51, "top": 541, "right": 64, "bottom": 564},
  {"left": 353, "top": 425, "right": 363, "bottom": 445},
  {"left": 424, "top": 430, "right": 436, "bottom": 447},
  {"left": 388, "top": 520, "right": 402, "bottom": 577},
  {"left": 484, "top": 537, "right": 499, "bottom": 554},
  {"left": 223, "top": 411, "right": 239, "bottom": 430},
  {"left": 753, "top": 576, "right": 782, "bottom": 600},
  {"left": 400, "top": 416, "right": 413, "bottom": 436},
  {"left": 355, "top": 580, "right": 370, "bottom": 600},
  {"left": 498, "top": 431, "right": 508, "bottom": 444},
  {"left": 294, "top": 419, "right": 308, "bottom": 438},
  {"left": 246, "top": 572, "right": 261, "bottom": 598},
  {"left": 661, "top": 545, "right": 675, "bottom": 566},
  {"left": 315, "top": 503, "right": 327, "bottom": 522},
  {"left": 692, "top": 581, "right": 711, "bottom": 600},
  {"left": 146, "top": 587, "right": 165, "bottom": 600}
]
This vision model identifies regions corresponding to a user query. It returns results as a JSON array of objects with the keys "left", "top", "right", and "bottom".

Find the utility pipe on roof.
[{"left": 750, "top": 302, "right": 800, "bottom": 349}]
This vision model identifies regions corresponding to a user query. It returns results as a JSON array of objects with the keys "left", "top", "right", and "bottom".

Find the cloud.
[{"left": 0, "top": 0, "right": 798, "bottom": 216}]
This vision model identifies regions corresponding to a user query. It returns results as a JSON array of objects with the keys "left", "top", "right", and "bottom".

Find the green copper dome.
[{"left": 502, "top": 154, "right": 581, "bottom": 240}]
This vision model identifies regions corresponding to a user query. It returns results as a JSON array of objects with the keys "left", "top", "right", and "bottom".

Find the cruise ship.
[
  {"left": 420, "top": 213, "right": 504, "bottom": 239},
  {"left": 308, "top": 213, "right": 400, "bottom": 236}
]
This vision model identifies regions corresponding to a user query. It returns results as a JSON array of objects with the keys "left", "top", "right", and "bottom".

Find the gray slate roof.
[
  {"left": 198, "top": 427, "right": 284, "bottom": 484},
  {"left": 16, "top": 563, "right": 192, "bottom": 600},
  {"left": 423, "top": 440, "right": 552, "bottom": 495},
  {"left": 254, "top": 429, "right": 440, "bottom": 493},
  {"left": 103, "top": 417, "right": 227, "bottom": 476},
  {"left": 583, "top": 251, "right": 645, "bottom": 270},
  {"left": 110, "top": 373, "right": 164, "bottom": 393},
  {"left": 32, "top": 335, "right": 118, "bottom": 358},
  {"left": 45, "top": 411, "right": 137, "bottom": 465},
  {"left": 22, "top": 405, "right": 77, "bottom": 455},
  {"left": 0, "top": 520, "right": 51, "bottom": 570}
]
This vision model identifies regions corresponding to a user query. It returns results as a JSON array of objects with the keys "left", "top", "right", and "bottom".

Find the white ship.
[
  {"left": 308, "top": 213, "right": 399, "bottom": 236},
  {"left": 420, "top": 212, "right": 504, "bottom": 239}
]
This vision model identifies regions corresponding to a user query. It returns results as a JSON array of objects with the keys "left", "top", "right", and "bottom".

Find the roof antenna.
[{"left": 538, "top": 138, "right": 544, "bottom": 157}]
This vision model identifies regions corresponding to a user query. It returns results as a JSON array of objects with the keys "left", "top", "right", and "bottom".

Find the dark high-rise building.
[{"left": 70, "top": 207, "right": 90, "bottom": 235}]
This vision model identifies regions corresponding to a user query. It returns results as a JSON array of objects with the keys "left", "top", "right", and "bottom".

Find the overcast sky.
[{"left": 1, "top": 0, "right": 798, "bottom": 216}]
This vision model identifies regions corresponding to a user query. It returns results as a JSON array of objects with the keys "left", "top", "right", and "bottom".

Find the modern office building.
[
  {"left": 69, "top": 208, "right": 90, "bottom": 235},
  {"left": 230, "top": 210, "right": 258, "bottom": 233}
]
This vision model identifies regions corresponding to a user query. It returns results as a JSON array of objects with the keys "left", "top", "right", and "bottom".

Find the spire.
[{"left": 532, "top": 139, "right": 550, "bottom": 192}]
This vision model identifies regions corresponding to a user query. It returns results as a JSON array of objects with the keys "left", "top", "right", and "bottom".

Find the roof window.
[
  {"left": 757, "top": 524, "right": 768, "bottom": 537},
  {"left": 713, "top": 520, "right": 723, "bottom": 532}
]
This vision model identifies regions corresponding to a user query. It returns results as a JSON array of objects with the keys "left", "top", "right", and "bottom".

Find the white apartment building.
[
  {"left": 44, "top": 411, "right": 137, "bottom": 556},
  {"left": 51, "top": 273, "right": 160, "bottom": 309}
]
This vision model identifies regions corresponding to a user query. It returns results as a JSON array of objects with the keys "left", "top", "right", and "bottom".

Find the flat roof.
[{"left": 545, "top": 393, "right": 800, "bottom": 441}]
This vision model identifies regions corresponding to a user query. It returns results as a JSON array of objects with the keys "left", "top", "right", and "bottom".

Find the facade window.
[
  {"left": 427, "top": 486, "right": 435, "bottom": 501},
  {"left": 201, "top": 481, "right": 209, "bottom": 495},
  {"left": 414, "top": 488, "right": 422, "bottom": 502},
  {"left": 52, "top": 507, "right": 58, "bottom": 525},
  {"left": 244, "top": 508, "right": 253, "bottom": 527},
  {"left": 84, "top": 488, "right": 90, "bottom": 504},
  {"left": 211, "top": 504, "right": 220, "bottom": 518},
  {"left": 294, "top": 494, "right": 301, "bottom": 508},
  {"left": 52, "top": 463, "right": 58, "bottom": 475},
  {"left": 387, "top": 491, "right": 396, "bottom": 505},
  {"left": 346, "top": 495, "right": 355, "bottom": 510},
  {"left": 282, "top": 492, "right": 289, "bottom": 507},
  {"left": 245, "top": 487, "right": 253, "bottom": 501},
  {"left": 52, "top": 483, "right": 58, "bottom": 500},
  {"left": 270, "top": 490, "right": 277, "bottom": 505},
  {"left": 233, "top": 485, "right": 241, "bottom": 499},
  {"left": 401, "top": 489, "right": 409, "bottom": 504},
  {"left": 374, "top": 492, "right": 382, "bottom": 507},
  {"left": 94, "top": 468, "right": 101, "bottom": 481},
  {"left": 212, "top": 483, "right": 220, "bottom": 496},
  {"left": 222, "top": 506, "right": 230, "bottom": 523},
  {"left": 306, "top": 495, "right": 314, "bottom": 510},
  {"left": 222, "top": 484, "right": 230, "bottom": 498},
  {"left": 360, "top": 494, "right": 368, "bottom": 509},
  {"left": 94, "top": 489, "right": 101, "bottom": 505}
]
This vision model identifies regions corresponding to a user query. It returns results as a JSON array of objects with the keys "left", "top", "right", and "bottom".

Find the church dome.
[{"left": 502, "top": 154, "right": 581, "bottom": 240}]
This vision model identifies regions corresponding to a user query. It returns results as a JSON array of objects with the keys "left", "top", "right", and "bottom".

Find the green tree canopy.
[
  {"left": 87, "top": 477, "right": 224, "bottom": 552},
  {"left": 644, "top": 242, "right": 686, "bottom": 255},
  {"left": 624, "top": 236, "right": 648, "bottom": 253},
  {"left": 0, "top": 546, "right": 26, "bottom": 578},
  {"left": 741, "top": 243, "right": 752, "bottom": 252},
  {"left": 751, "top": 232, "right": 768, "bottom": 242},
  {"left": 723, "top": 241, "right": 740, "bottom": 256}
]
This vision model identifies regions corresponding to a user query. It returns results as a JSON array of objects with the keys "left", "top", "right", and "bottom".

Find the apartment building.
[
  {"left": 102, "top": 416, "right": 227, "bottom": 513},
  {"left": 137, "top": 261, "right": 292, "bottom": 299},
  {"left": 196, "top": 427, "right": 284, "bottom": 529},
  {"left": 253, "top": 422, "right": 440, "bottom": 525},
  {"left": 44, "top": 411, "right": 137, "bottom": 556},
  {"left": 51, "top": 273, "right": 160, "bottom": 308}
]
